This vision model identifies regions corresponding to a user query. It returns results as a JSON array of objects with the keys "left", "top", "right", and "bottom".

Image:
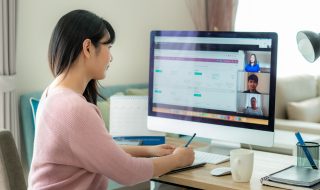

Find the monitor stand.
[{"left": 196, "top": 139, "right": 241, "bottom": 156}]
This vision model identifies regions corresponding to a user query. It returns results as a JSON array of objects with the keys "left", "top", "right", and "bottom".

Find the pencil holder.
[{"left": 296, "top": 141, "right": 320, "bottom": 169}]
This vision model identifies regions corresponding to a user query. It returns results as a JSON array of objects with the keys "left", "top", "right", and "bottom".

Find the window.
[{"left": 236, "top": 0, "right": 320, "bottom": 76}]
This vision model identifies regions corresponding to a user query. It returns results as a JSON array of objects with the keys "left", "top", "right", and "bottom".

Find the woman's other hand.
[{"left": 148, "top": 144, "right": 175, "bottom": 157}]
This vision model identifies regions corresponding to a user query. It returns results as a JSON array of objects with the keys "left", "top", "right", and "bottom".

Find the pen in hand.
[{"left": 185, "top": 133, "right": 196, "bottom": 147}]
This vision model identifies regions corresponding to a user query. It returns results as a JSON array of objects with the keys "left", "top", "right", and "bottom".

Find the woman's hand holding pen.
[
  {"left": 172, "top": 147, "right": 195, "bottom": 168},
  {"left": 148, "top": 144, "right": 194, "bottom": 168},
  {"left": 150, "top": 133, "right": 196, "bottom": 177},
  {"left": 161, "top": 133, "right": 196, "bottom": 167},
  {"left": 151, "top": 146, "right": 195, "bottom": 177},
  {"left": 150, "top": 144, "right": 195, "bottom": 167},
  {"left": 170, "top": 132, "right": 196, "bottom": 168}
]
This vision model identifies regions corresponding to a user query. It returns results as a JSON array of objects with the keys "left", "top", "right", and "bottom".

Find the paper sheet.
[{"left": 109, "top": 96, "right": 164, "bottom": 137}]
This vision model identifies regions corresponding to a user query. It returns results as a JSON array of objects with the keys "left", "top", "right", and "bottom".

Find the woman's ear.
[{"left": 83, "top": 39, "right": 92, "bottom": 58}]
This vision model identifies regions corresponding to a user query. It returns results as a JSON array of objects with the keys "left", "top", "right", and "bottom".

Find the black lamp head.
[{"left": 296, "top": 31, "right": 320, "bottom": 63}]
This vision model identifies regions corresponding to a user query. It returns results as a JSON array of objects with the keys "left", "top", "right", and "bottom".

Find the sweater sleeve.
[{"left": 65, "top": 101, "right": 153, "bottom": 186}]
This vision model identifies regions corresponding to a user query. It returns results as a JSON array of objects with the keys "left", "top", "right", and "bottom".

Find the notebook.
[
  {"left": 261, "top": 165, "right": 320, "bottom": 189},
  {"left": 261, "top": 178, "right": 320, "bottom": 190},
  {"left": 161, "top": 162, "right": 206, "bottom": 176}
]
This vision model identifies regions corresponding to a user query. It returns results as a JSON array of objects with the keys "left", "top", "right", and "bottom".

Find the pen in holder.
[{"left": 297, "top": 142, "right": 320, "bottom": 169}]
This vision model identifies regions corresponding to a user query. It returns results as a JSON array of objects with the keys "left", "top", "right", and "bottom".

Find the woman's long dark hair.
[{"left": 48, "top": 10, "right": 115, "bottom": 104}]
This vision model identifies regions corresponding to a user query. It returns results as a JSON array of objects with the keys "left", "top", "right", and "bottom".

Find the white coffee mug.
[{"left": 230, "top": 149, "right": 254, "bottom": 182}]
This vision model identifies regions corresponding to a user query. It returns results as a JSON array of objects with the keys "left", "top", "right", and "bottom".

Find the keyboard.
[{"left": 194, "top": 150, "right": 230, "bottom": 165}]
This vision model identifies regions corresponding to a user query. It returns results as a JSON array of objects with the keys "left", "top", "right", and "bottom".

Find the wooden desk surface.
[{"left": 156, "top": 137, "right": 295, "bottom": 190}]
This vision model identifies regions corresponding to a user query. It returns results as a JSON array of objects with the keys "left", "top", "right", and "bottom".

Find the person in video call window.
[
  {"left": 245, "top": 97, "right": 263, "bottom": 116},
  {"left": 245, "top": 53, "right": 260, "bottom": 72},
  {"left": 28, "top": 10, "right": 195, "bottom": 190},
  {"left": 243, "top": 74, "right": 261, "bottom": 94}
]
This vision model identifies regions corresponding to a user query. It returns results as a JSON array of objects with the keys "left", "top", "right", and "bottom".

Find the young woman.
[
  {"left": 245, "top": 53, "right": 260, "bottom": 72},
  {"left": 28, "top": 10, "right": 194, "bottom": 189}
]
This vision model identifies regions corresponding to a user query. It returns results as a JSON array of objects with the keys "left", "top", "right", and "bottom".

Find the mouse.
[{"left": 210, "top": 167, "right": 231, "bottom": 176}]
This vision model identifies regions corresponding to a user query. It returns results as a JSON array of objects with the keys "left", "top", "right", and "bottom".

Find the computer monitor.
[{"left": 147, "top": 31, "right": 277, "bottom": 147}]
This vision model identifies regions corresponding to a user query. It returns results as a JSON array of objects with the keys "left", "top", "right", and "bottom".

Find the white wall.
[{"left": 16, "top": 0, "right": 195, "bottom": 95}]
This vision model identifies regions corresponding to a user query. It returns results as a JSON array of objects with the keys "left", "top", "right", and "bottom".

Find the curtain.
[
  {"left": 0, "top": 0, "right": 19, "bottom": 153},
  {"left": 186, "top": 0, "right": 239, "bottom": 31}
]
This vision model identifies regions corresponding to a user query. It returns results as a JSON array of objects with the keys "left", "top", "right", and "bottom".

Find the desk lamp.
[{"left": 297, "top": 31, "right": 320, "bottom": 62}]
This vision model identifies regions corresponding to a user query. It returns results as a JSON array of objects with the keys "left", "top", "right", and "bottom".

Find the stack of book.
[{"left": 261, "top": 165, "right": 320, "bottom": 190}]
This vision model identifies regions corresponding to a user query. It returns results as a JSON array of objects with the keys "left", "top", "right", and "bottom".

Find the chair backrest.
[{"left": 0, "top": 130, "right": 27, "bottom": 190}]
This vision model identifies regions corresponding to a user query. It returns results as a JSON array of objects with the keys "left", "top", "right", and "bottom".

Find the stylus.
[
  {"left": 185, "top": 133, "right": 196, "bottom": 147},
  {"left": 295, "top": 132, "right": 318, "bottom": 169}
]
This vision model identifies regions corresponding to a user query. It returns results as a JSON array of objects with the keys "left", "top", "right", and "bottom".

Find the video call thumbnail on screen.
[{"left": 151, "top": 36, "right": 273, "bottom": 127}]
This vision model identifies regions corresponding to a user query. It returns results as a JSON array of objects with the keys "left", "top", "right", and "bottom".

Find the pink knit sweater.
[{"left": 28, "top": 88, "right": 153, "bottom": 189}]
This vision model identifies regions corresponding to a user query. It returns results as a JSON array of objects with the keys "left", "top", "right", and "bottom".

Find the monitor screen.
[{"left": 148, "top": 31, "right": 278, "bottom": 147}]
